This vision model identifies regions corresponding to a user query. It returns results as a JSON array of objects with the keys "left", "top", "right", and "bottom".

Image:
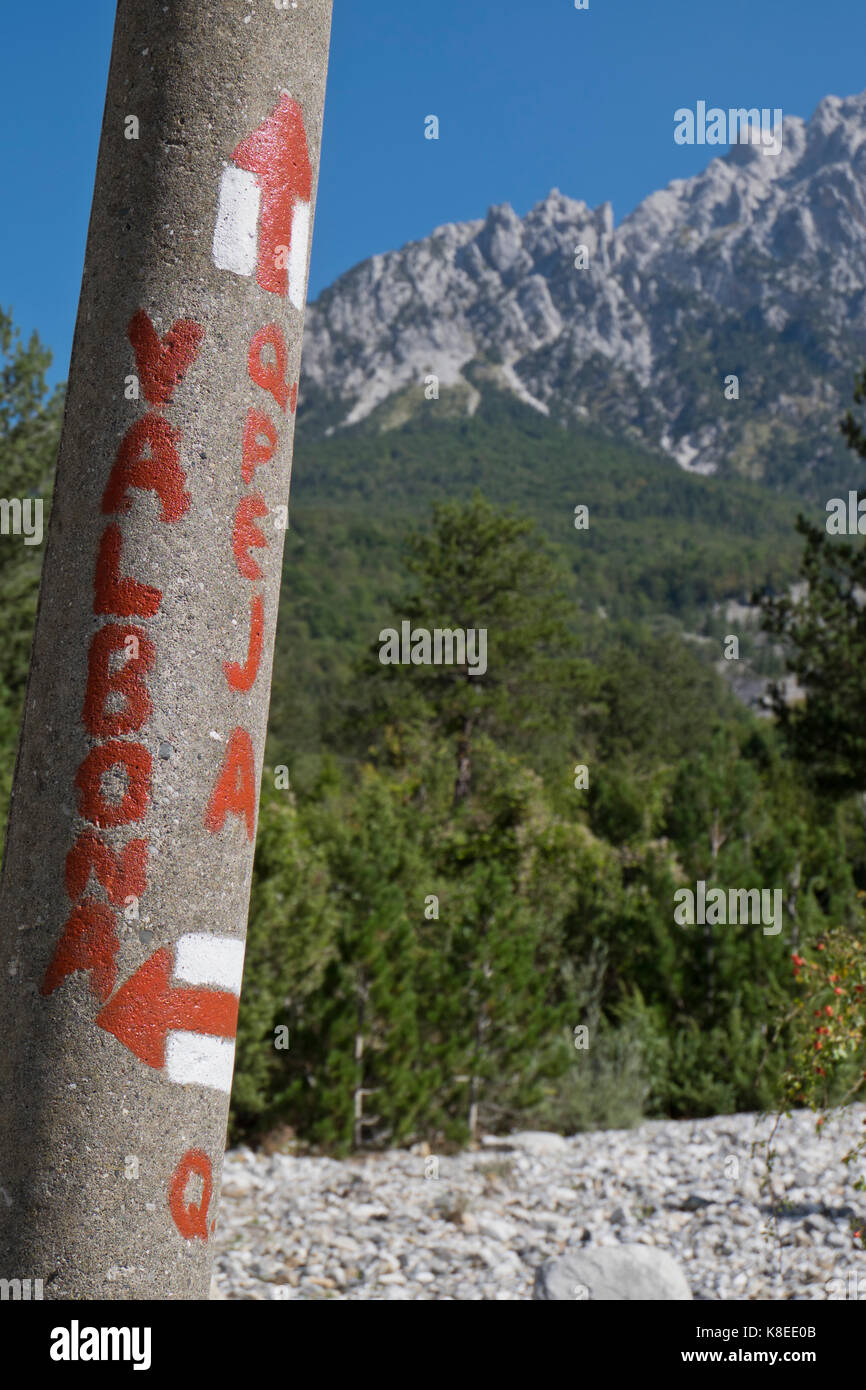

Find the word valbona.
[
  {"left": 674, "top": 103, "right": 783, "bottom": 157},
  {"left": 50, "top": 1321, "right": 151, "bottom": 1371},
  {"left": 674, "top": 881, "right": 782, "bottom": 935},
  {"left": 379, "top": 622, "right": 488, "bottom": 676}
]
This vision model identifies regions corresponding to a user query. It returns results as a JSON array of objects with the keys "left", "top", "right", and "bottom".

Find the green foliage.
[
  {"left": 281, "top": 766, "right": 432, "bottom": 1151},
  {"left": 237, "top": 492, "right": 859, "bottom": 1146},
  {"left": 230, "top": 789, "right": 341, "bottom": 1133},
  {"left": 528, "top": 946, "right": 651, "bottom": 1133},
  {"left": 760, "top": 367, "right": 866, "bottom": 796},
  {"left": 755, "top": 370, "right": 866, "bottom": 1243},
  {"left": 3, "top": 302, "right": 866, "bottom": 1152},
  {"left": 0, "top": 307, "right": 64, "bottom": 503},
  {"left": 344, "top": 493, "right": 594, "bottom": 803},
  {"left": 759, "top": 516, "right": 866, "bottom": 797},
  {"left": 624, "top": 991, "right": 786, "bottom": 1117},
  {"left": 0, "top": 308, "right": 62, "bottom": 819}
]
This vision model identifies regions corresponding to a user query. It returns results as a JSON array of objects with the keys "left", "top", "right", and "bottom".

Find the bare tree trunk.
[
  {"left": 705, "top": 809, "right": 727, "bottom": 1012},
  {"left": 468, "top": 959, "right": 492, "bottom": 1142},
  {"left": 453, "top": 716, "right": 475, "bottom": 807},
  {"left": 352, "top": 973, "right": 379, "bottom": 1148},
  {"left": 786, "top": 860, "right": 801, "bottom": 950},
  {"left": 353, "top": 1036, "right": 365, "bottom": 1151},
  {"left": 353, "top": 974, "right": 367, "bottom": 1150}
]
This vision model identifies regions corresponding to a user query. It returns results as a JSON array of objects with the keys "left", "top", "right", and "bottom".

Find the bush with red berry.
[{"left": 775, "top": 927, "right": 866, "bottom": 1242}]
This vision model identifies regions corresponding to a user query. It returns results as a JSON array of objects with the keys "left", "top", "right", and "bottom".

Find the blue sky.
[{"left": 3, "top": 0, "right": 866, "bottom": 383}]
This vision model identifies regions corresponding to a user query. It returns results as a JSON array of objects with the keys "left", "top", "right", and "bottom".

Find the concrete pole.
[{"left": 0, "top": 0, "right": 332, "bottom": 1300}]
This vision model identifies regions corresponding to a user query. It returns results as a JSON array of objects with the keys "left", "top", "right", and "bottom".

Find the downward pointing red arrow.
[{"left": 96, "top": 948, "right": 239, "bottom": 1069}]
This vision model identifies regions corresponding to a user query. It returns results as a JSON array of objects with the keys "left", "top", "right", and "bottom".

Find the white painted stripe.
[
  {"left": 173, "top": 934, "right": 245, "bottom": 993},
  {"left": 166, "top": 1033, "right": 236, "bottom": 1093},
  {"left": 212, "top": 165, "right": 260, "bottom": 277},
  {"left": 288, "top": 199, "right": 310, "bottom": 310}
]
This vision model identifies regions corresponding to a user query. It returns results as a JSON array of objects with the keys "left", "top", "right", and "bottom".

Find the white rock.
[
  {"left": 497, "top": 1131, "right": 571, "bottom": 1156},
  {"left": 534, "top": 1245, "right": 692, "bottom": 1301},
  {"left": 477, "top": 1216, "right": 518, "bottom": 1243}
]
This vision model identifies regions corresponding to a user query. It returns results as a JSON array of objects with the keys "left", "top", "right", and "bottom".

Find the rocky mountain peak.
[{"left": 299, "top": 90, "right": 866, "bottom": 490}]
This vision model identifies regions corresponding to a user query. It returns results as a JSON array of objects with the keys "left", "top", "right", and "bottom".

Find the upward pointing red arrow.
[
  {"left": 96, "top": 948, "right": 239, "bottom": 1069},
  {"left": 231, "top": 94, "right": 313, "bottom": 298}
]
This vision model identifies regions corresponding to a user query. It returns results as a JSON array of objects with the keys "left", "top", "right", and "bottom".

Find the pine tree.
[
  {"left": 230, "top": 787, "right": 339, "bottom": 1138},
  {"left": 759, "top": 365, "right": 866, "bottom": 798},
  {"left": 0, "top": 309, "right": 64, "bottom": 819},
  {"left": 283, "top": 768, "right": 433, "bottom": 1151},
  {"left": 348, "top": 493, "right": 594, "bottom": 805}
]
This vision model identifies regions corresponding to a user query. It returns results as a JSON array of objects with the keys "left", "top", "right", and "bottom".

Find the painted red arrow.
[
  {"left": 230, "top": 93, "right": 313, "bottom": 297},
  {"left": 96, "top": 948, "right": 239, "bottom": 1069}
]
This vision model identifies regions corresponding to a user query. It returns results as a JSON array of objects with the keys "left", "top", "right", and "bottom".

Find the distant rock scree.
[{"left": 212, "top": 1107, "right": 866, "bottom": 1301}]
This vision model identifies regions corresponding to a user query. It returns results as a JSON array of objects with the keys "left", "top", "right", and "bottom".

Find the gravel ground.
[{"left": 211, "top": 1106, "right": 866, "bottom": 1300}]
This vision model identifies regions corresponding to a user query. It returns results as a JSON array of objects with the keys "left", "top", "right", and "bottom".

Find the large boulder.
[{"left": 533, "top": 1244, "right": 692, "bottom": 1301}]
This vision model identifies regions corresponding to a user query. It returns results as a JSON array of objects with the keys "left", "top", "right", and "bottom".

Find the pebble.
[{"left": 212, "top": 1106, "right": 866, "bottom": 1300}]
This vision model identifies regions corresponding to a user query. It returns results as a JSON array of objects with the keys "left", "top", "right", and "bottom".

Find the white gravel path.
[{"left": 211, "top": 1106, "right": 866, "bottom": 1300}]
